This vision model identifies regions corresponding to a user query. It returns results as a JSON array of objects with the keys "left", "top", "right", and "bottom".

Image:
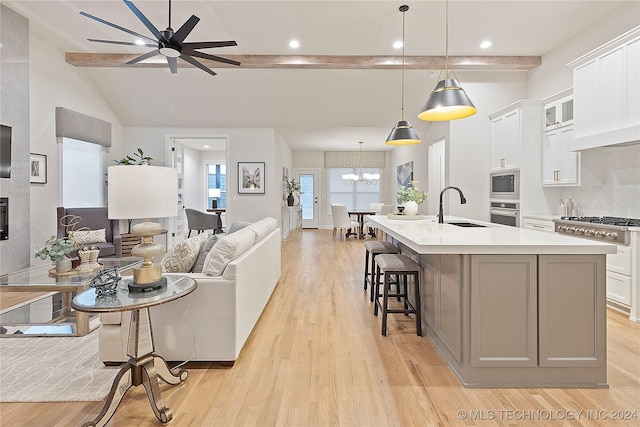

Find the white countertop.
[{"left": 366, "top": 215, "right": 618, "bottom": 255}]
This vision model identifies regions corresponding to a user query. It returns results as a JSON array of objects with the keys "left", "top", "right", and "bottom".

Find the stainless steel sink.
[{"left": 446, "top": 222, "right": 486, "bottom": 228}]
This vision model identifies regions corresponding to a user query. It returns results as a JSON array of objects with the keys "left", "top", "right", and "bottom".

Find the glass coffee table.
[{"left": 0, "top": 258, "right": 142, "bottom": 337}]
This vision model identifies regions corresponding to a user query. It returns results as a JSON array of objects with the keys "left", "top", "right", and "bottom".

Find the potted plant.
[
  {"left": 114, "top": 148, "right": 152, "bottom": 165},
  {"left": 284, "top": 177, "right": 302, "bottom": 206},
  {"left": 396, "top": 180, "right": 428, "bottom": 216},
  {"left": 34, "top": 236, "right": 75, "bottom": 273}
]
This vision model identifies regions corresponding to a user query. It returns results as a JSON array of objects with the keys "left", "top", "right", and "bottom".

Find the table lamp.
[
  {"left": 108, "top": 165, "right": 178, "bottom": 292},
  {"left": 209, "top": 188, "right": 221, "bottom": 209}
]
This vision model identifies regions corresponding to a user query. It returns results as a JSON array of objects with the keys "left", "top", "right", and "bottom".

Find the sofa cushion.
[
  {"left": 227, "top": 221, "right": 252, "bottom": 234},
  {"left": 161, "top": 233, "right": 208, "bottom": 273},
  {"left": 69, "top": 228, "right": 107, "bottom": 245},
  {"left": 202, "top": 227, "right": 256, "bottom": 276},
  {"left": 191, "top": 234, "right": 222, "bottom": 273},
  {"left": 246, "top": 217, "right": 278, "bottom": 242}
]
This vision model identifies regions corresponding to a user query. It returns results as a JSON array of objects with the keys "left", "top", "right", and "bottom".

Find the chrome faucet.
[{"left": 438, "top": 186, "right": 467, "bottom": 223}]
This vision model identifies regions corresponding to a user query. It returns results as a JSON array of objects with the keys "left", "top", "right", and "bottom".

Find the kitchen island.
[{"left": 365, "top": 215, "right": 617, "bottom": 388}]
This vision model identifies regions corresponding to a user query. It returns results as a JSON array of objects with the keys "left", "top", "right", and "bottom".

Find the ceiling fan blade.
[
  {"left": 126, "top": 49, "right": 160, "bottom": 65},
  {"left": 123, "top": 0, "right": 167, "bottom": 43},
  {"left": 88, "top": 39, "right": 157, "bottom": 48},
  {"left": 168, "top": 57, "right": 178, "bottom": 74},
  {"left": 80, "top": 11, "right": 157, "bottom": 44},
  {"left": 180, "top": 55, "right": 217, "bottom": 76},
  {"left": 171, "top": 15, "right": 200, "bottom": 45},
  {"left": 182, "top": 41, "right": 238, "bottom": 50},
  {"left": 187, "top": 50, "right": 241, "bottom": 67}
]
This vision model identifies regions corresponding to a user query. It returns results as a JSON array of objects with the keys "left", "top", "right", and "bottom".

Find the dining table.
[{"left": 347, "top": 210, "right": 377, "bottom": 239}]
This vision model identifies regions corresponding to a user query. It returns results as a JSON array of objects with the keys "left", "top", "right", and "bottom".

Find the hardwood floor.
[{"left": 1, "top": 229, "right": 639, "bottom": 426}]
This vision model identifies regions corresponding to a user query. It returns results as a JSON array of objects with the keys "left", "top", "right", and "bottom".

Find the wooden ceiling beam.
[{"left": 65, "top": 53, "right": 540, "bottom": 71}]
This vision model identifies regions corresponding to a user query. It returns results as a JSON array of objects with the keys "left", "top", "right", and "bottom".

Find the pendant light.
[
  {"left": 386, "top": 5, "right": 421, "bottom": 145},
  {"left": 418, "top": 0, "right": 477, "bottom": 121}
]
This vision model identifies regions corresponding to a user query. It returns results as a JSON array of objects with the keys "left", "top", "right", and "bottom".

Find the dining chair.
[
  {"left": 185, "top": 208, "right": 222, "bottom": 237},
  {"left": 330, "top": 204, "right": 359, "bottom": 239},
  {"left": 365, "top": 204, "right": 395, "bottom": 238}
]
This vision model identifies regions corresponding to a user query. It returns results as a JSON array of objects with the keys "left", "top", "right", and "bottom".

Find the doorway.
[{"left": 296, "top": 169, "right": 319, "bottom": 229}]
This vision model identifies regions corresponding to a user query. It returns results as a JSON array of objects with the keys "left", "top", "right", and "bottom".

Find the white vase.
[
  {"left": 403, "top": 200, "right": 419, "bottom": 216},
  {"left": 55, "top": 257, "right": 72, "bottom": 273}
]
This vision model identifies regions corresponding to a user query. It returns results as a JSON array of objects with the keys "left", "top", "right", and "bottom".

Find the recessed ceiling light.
[
  {"left": 289, "top": 40, "right": 300, "bottom": 48},
  {"left": 393, "top": 41, "right": 403, "bottom": 49},
  {"left": 134, "top": 39, "right": 146, "bottom": 46},
  {"left": 480, "top": 40, "right": 492, "bottom": 49},
  {"left": 203, "top": 145, "right": 210, "bottom": 149}
]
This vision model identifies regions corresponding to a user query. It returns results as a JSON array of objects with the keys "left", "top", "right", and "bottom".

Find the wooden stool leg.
[
  {"left": 414, "top": 271, "right": 422, "bottom": 336},
  {"left": 381, "top": 271, "right": 390, "bottom": 336},
  {"left": 373, "top": 265, "right": 381, "bottom": 316},
  {"left": 363, "top": 250, "right": 370, "bottom": 291}
]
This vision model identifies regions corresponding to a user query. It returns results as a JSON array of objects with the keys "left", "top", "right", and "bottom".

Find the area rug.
[{"left": 0, "top": 331, "right": 119, "bottom": 402}]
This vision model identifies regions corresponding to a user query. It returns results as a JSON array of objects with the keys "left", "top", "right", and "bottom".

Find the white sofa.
[{"left": 99, "top": 218, "right": 281, "bottom": 363}]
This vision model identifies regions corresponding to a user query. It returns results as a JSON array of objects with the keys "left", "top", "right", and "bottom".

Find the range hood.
[{"left": 568, "top": 125, "right": 640, "bottom": 151}]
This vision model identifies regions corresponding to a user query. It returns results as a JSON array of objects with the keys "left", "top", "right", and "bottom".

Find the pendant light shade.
[
  {"left": 418, "top": 78, "right": 477, "bottom": 121},
  {"left": 386, "top": 5, "right": 421, "bottom": 146},
  {"left": 419, "top": 0, "right": 477, "bottom": 122},
  {"left": 386, "top": 120, "right": 421, "bottom": 145}
]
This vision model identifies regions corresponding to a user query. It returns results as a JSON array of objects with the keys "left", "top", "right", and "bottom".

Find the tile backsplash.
[{"left": 561, "top": 144, "right": 640, "bottom": 218}]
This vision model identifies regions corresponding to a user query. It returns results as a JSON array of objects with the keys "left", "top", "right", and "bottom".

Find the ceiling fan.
[{"left": 80, "top": 0, "right": 240, "bottom": 76}]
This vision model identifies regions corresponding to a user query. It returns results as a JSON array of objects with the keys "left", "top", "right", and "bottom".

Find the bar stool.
[
  {"left": 363, "top": 241, "right": 398, "bottom": 302},
  {"left": 373, "top": 254, "right": 422, "bottom": 337}
]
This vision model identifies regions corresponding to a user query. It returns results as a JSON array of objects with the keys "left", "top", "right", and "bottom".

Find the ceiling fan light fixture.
[
  {"left": 386, "top": 4, "right": 421, "bottom": 146},
  {"left": 419, "top": 0, "right": 477, "bottom": 122}
]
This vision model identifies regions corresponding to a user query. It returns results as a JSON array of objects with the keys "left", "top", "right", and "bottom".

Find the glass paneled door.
[{"left": 296, "top": 169, "right": 319, "bottom": 229}]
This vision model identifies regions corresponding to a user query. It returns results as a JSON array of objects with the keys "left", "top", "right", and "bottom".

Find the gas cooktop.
[{"left": 560, "top": 216, "right": 640, "bottom": 227}]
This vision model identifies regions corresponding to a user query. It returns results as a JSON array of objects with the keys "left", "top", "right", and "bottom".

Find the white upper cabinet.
[
  {"left": 490, "top": 101, "right": 542, "bottom": 172},
  {"left": 569, "top": 26, "right": 640, "bottom": 150},
  {"left": 542, "top": 89, "right": 580, "bottom": 187}
]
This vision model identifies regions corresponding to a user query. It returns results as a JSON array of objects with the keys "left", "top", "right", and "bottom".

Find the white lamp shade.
[
  {"left": 108, "top": 165, "right": 178, "bottom": 220},
  {"left": 208, "top": 188, "right": 221, "bottom": 198}
]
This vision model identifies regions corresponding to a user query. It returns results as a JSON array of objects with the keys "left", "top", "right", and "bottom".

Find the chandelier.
[{"left": 342, "top": 141, "right": 380, "bottom": 185}]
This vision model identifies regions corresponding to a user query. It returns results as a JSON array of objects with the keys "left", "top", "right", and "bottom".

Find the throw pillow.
[
  {"left": 69, "top": 229, "right": 107, "bottom": 246},
  {"left": 247, "top": 217, "right": 278, "bottom": 241},
  {"left": 227, "top": 221, "right": 252, "bottom": 235},
  {"left": 191, "top": 234, "right": 221, "bottom": 273},
  {"left": 161, "top": 233, "right": 208, "bottom": 273},
  {"left": 202, "top": 227, "right": 255, "bottom": 276}
]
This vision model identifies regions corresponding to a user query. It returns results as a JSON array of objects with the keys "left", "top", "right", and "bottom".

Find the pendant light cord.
[
  {"left": 168, "top": 0, "right": 172, "bottom": 29},
  {"left": 444, "top": 0, "right": 449, "bottom": 79},
  {"left": 401, "top": 7, "right": 406, "bottom": 120}
]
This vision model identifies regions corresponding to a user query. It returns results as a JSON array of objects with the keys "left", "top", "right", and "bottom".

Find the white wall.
[
  {"left": 123, "top": 127, "right": 286, "bottom": 226},
  {"left": 28, "top": 31, "right": 124, "bottom": 265}
]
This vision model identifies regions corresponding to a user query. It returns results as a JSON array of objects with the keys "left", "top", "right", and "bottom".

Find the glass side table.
[{"left": 72, "top": 275, "right": 197, "bottom": 427}]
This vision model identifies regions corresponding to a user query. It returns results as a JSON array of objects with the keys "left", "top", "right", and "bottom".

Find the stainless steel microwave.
[{"left": 490, "top": 170, "right": 520, "bottom": 200}]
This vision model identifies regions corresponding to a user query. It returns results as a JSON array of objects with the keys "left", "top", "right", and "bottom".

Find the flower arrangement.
[
  {"left": 396, "top": 181, "right": 428, "bottom": 204},
  {"left": 34, "top": 236, "right": 74, "bottom": 262},
  {"left": 284, "top": 177, "right": 303, "bottom": 195}
]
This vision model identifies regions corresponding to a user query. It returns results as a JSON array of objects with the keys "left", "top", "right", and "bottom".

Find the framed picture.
[
  {"left": 238, "top": 162, "right": 265, "bottom": 194},
  {"left": 30, "top": 153, "right": 47, "bottom": 184},
  {"left": 397, "top": 161, "right": 413, "bottom": 188}
]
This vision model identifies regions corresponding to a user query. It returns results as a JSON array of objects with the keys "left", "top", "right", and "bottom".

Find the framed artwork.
[
  {"left": 30, "top": 153, "right": 47, "bottom": 184},
  {"left": 238, "top": 162, "right": 265, "bottom": 194},
  {"left": 397, "top": 161, "right": 413, "bottom": 188}
]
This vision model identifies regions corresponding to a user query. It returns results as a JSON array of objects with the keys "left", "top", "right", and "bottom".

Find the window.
[
  {"left": 61, "top": 138, "right": 105, "bottom": 207},
  {"left": 206, "top": 163, "right": 226, "bottom": 209},
  {"left": 328, "top": 168, "right": 381, "bottom": 211}
]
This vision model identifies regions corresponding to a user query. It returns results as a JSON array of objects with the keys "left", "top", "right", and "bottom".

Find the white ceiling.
[{"left": 4, "top": 0, "right": 632, "bottom": 151}]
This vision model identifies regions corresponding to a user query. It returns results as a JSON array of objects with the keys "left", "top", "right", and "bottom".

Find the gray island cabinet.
[{"left": 365, "top": 215, "right": 616, "bottom": 388}]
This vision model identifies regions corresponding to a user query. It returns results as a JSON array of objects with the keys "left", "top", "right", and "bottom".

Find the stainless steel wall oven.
[{"left": 489, "top": 201, "right": 520, "bottom": 227}]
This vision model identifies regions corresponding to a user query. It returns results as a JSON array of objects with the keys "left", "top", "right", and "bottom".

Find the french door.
[{"left": 296, "top": 169, "right": 319, "bottom": 229}]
